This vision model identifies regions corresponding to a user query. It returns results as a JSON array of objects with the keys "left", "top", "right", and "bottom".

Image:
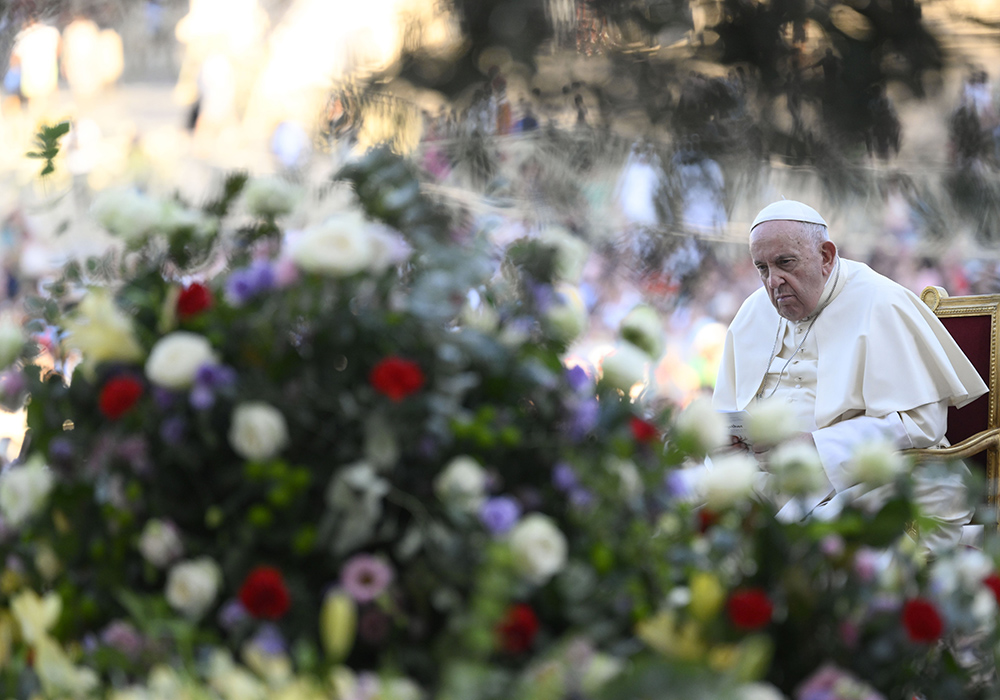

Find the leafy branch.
[{"left": 26, "top": 120, "right": 71, "bottom": 177}]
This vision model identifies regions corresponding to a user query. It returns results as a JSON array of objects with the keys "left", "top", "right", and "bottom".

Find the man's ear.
[{"left": 820, "top": 240, "right": 837, "bottom": 275}]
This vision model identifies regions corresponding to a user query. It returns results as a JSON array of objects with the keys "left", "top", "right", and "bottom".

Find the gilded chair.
[{"left": 906, "top": 286, "right": 1000, "bottom": 527}]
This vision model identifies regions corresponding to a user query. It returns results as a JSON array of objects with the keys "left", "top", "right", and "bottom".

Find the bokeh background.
[{"left": 3, "top": 0, "right": 1000, "bottom": 425}]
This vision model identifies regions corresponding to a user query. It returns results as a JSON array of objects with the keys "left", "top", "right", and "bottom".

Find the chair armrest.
[{"left": 903, "top": 428, "right": 1000, "bottom": 463}]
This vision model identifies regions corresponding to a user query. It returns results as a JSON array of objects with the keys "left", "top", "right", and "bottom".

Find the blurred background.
[{"left": 2, "top": 0, "right": 1000, "bottom": 414}]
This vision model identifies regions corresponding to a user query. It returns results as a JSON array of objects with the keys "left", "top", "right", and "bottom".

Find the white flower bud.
[{"left": 228, "top": 402, "right": 289, "bottom": 461}]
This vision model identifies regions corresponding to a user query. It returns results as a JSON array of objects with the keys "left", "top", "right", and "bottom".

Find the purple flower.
[
  {"left": 160, "top": 416, "right": 187, "bottom": 445},
  {"left": 153, "top": 387, "right": 180, "bottom": 410},
  {"left": 854, "top": 548, "right": 881, "bottom": 583},
  {"left": 566, "top": 398, "right": 599, "bottom": 441},
  {"left": 101, "top": 620, "right": 143, "bottom": 659},
  {"left": 530, "top": 282, "right": 554, "bottom": 312},
  {"left": 250, "top": 623, "right": 286, "bottom": 655},
  {"left": 48, "top": 437, "right": 74, "bottom": 468},
  {"left": 564, "top": 365, "right": 590, "bottom": 392},
  {"left": 0, "top": 370, "right": 25, "bottom": 409},
  {"left": 218, "top": 599, "right": 249, "bottom": 629},
  {"left": 820, "top": 535, "right": 845, "bottom": 558},
  {"left": 479, "top": 496, "right": 521, "bottom": 535},
  {"left": 340, "top": 554, "right": 394, "bottom": 603},
  {"left": 552, "top": 462, "right": 579, "bottom": 492},
  {"left": 569, "top": 487, "right": 596, "bottom": 509},
  {"left": 663, "top": 470, "right": 691, "bottom": 499},
  {"left": 189, "top": 384, "right": 216, "bottom": 410},
  {"left": 118, "top": 436, "right": 152, "bottom": 476},
  {"left": 226, "top": 261, "right": 275, "bottom": 305},
  {"left": 195, "top": 364, "right": 238, "bottom": 388}
]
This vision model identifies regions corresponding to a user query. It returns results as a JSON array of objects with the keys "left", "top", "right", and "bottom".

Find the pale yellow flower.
[
  {"left": 10, "top": 589, "right": 61, "bottom": 644},
  {"left": 63, "top": 288, "right": 144, "bottom": 371}
]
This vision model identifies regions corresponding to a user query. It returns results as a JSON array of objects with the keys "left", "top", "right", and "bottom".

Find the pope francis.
[{"left": 713, "top": 200, "right": 989, "bottom": 551}]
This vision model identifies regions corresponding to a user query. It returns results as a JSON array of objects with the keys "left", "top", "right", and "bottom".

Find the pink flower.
[{"left": 340, "top": 554, "right": 394, "bottom": 603}]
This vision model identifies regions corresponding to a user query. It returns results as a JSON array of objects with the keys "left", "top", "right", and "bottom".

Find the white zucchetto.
[{"left": 750, "top": 200, "right": 828, "bottom": 232}]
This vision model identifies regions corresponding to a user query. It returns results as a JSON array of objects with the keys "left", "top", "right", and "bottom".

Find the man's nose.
[{"left": 767, "top": 271, "right": 783, "bottom": 289}]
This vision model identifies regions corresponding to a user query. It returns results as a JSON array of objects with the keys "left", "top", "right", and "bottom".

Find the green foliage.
[{"left": 25, "top": 121, "right": 70, "bottom": 177}]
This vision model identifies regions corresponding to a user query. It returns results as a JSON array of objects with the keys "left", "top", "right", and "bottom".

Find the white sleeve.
[{"left": 811, "top": 400, "right": 948, "bottom": 492}]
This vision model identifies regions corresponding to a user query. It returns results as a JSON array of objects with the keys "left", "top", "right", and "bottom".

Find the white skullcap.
[{"left": 750, "top": 200, "right": 828, "bottom": 232}]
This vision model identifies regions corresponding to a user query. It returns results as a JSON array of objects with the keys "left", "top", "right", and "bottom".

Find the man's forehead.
[{"left": 749, "top": 222, "right": 813, "bottom": 260}]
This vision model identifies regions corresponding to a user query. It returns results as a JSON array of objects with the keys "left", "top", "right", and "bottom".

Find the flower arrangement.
[{"left": 0, "top": 148, "right": 997, "bottom": 700}]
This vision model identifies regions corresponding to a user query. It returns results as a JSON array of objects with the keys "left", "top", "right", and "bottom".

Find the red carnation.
[
  {"left": 369, "top": 356, "right": 425, "bottom": 402},
  {"left": 98, "top": 376, "right": 144, "bottom": 420},
  {"left": 902, "top": 598, "right": 943, "bottom": 643},
  {"left": 984, "top": 573, "right": 1000, "bottom": 604},
  {"left": 630, "top": 416, "right": 659, "bottom": 442},
  {"left": 496, "top": 603, "right": 540, "bottom": 654},
  {"left": 727, "top": 588, "right": 774, "bottom": 630},
  {"left": 177, "top": 282, "right": 213, "bottom": 319},
  {"left": 238, "top": 566, "right": 291, "bottom": 620}
]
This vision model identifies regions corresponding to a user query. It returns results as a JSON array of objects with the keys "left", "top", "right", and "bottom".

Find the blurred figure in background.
[{"left": 9, "top": 18, "right": 60, "bottom": 115}]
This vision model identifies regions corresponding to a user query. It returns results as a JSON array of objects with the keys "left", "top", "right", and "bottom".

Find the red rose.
[
  {"left": 696, "top": 508, "right": 719, "bottom": 533},
  {"left": 984, "top": 573, "right": 1000, "bottom": 604},
  {"left": 727, "top": 588, "right": 774, "bottom": 630},
  {"left": 238, "top": 566, "right": 291, "bottom": 620},
  {"left": 369, "top": 356, "right": 425, "bottom": 401},
  {"left": 496, "top": 603, "right": 540, "bottom": 654},
  {"left": 177, "top": 283, "right": 213, "bottom": 319},
  {"left": 98, "top": 376, "right": 144, "bottom": 420},
  {"left": 630, "top": 416, "right": 659, "bottom": 442},
  {"left": 902, "top": 598, "right": 943, "bottom": 643}
]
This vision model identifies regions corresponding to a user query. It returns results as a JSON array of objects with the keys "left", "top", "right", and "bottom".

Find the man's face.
[{"left": 749, "top": 221, "right": 837, "bottom": 322}]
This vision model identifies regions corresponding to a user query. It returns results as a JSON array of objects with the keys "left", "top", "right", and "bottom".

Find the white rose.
[
  {"left": 600, "top": 343, "right": 649, "bottom": 392},
  {"left": 157, "top": 201, "right": 216, "bottom": 238},
  {"left": 290, "top": 213, "right": 374, "bottom": 277},
  {"left": 165, "top": 557, "right": 222, "bottom": 619},
  {"left": 619, "top": 305, "right": 664, "bottom": 359},
  {"left": 953, "top": 548, "right": 994, "bottom": 590},
  {"left": 544, "top": 285, "right": 588, "bottom": 343},
  {"left": 971, "top": 588, "right": 997, "bottom": 630},
  {"left": 768, "top": 441, "right": 827, "bottom": 496},
  {"left": 674, "top": 397, "right": 728, "bottom": 454},
  {"left": 0, "top": 457, "right": 54, "bottom": 528},
  {"left": 746, "top": 399, "right": 804, "bottom": 447},
  {"left": 228, "top": 402, "right": 289, "bottom": 461},
  {"left": 243, "top": 176, "right": 302, "bottom": 218},
  {"left": 434, "top": 455, "right": 487, "bottom": 511},
  {"left": 145, "top": 332, "right": 217, "bottom": 390},
  {"left": 846, "top": 440, "right": 906, "bottom": 487},
  {"left": 64, "top": 289, "right": 144, "bottom": 369},
  {"left": 0, "top": 314, "right": 25, "bottom": 369},
  {"left": 695, "top": 452, "right": 761, "bottom": 509},
  {"left": 139, "top": 519, "right": 184, "bottom": 568},
  {"left": 91, "top": 188, "right": 162, "bottom": 242},
  {"left": 734, "top": 682, "right": 786, "bottom": 700},
  {"left": 509, "top": 513, "right": 568, "bottom": 585}
]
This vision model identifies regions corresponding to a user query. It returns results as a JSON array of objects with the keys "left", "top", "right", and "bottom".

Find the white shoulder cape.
[{"left": 713, "top": 259, "right": 988, "bottom": 428}]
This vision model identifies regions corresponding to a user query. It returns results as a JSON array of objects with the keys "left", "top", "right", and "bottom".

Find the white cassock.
[{"left": 713, "top": 257, "right": 989, "bottom": 552}]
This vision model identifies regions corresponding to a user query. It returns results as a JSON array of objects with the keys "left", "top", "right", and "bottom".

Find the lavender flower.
[
  {"left": 663, "top": 470, "right": 692, "bottom": 500},
  {"left": 218, "top": 598, "right": 249, "bottom": 630},
  {"left": 565, "top": 398, "right": 599, "bottom": 441},
  {"left": 189, "top": 384, "right": 215, "bottom": 410},
  {"left": 101, "top": 620, "right": 143, "bottom": 659},
  {"left": 564, "top": 365, "right": 590, "bottom": 392},
  {"left": 195, "top": 364, "right": 238, "bottom": 388},
  {"left": 250, "top": 623, "right": 287, "bottom": 655},
  {"left": 552, "top": 462, "right": 579, "bottom": 492},
  {"left": 340, "top": 554, "right": 394, "bottom": 603},
  {"left": 569, "top": 487, "right": 596, "bottom": 510},
  {"left": 48, "top": 437, "right": 74, "bottom": 473},
  {"left": 479, "top": 496, "right": 522, "bottom": 535},
  {"left": 118, "top": 436, "right": 152, "bottom": 476},
  {"left": 160, "top": 416, "right": 187, "bottom": 445},
  {"left": 226, "top": 262, "right": 275, "bottom": 305}
]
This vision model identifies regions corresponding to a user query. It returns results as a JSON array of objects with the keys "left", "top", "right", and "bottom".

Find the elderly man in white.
[{"left": 713, "top": 200, "right": 988, "bottom": 552}]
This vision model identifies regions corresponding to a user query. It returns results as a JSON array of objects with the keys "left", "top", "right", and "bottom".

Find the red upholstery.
[{"left": 940, "top": 315, "right": 992, "bottom": 471}]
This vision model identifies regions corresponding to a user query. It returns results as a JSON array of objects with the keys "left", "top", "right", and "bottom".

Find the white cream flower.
[
  {"left": 846, "top": 440, "right": 906, "bottom": 487},
  {"left": 10, "top": 589, "right": 61, "bottom": 644},
  {"left": 158, "top": 201, "right": 216, "bottom": 238},
  {"left": 34, "top": 635, "right": 99, "bottom": 698},
  {"left": 0, "top": 457, "right": 54, "bottom": 528},
  {"left": 747, "top": 399, "right": 804, "bottom": 446},
  {"left": 434, "top": 455, "right": 487, "bottom": 512},
  {"left": 607, "top": 456, "right": 643, "bottom": 500},
  {"left": 734, "top": 682, "right": 786, "bottom": 700},
  {"left": 544, "top": 284, "right": 588, "bottom": 343},
  {"left": 63, "top": 289, "right": 144, "bottom": 369},
  {"left": 509, "top": 513, "right": 568, "bottom": 585},
  {"left": 695, "top": 452, "right": 761, "bottom": 509},
  {"left": 243, "top": 176, "right": 302, "bottom": 218},
  {"left": 165, "top": 557, "right": 222, "bottom": 619},
  {"left": 600, "top": 343, "right": 649, "bottom": 392},
  {"left": 228, "top": 402, "right": 289, "bottom": 461},
  {"left": 139, "top": 519, "right": 184, "bottom": 568},
  {"left": 0, "top": 314, "right": 25, "bottom": 369},
  {"left": 145, "top": 331, "right": 217, "bottom": 389},
  {"left": 619, "top": 305, "right": 664, "bottom": 359},
  {"left": 91, "top": 187, "right": 162, "bottom": 242},
  {"left": 674, "top": 397, "right": 728, "bottom": 454},
  {"left": 290, "top": 213, "right": 374, "bottom": 277},
  {"left": 768, "top": 441, "right": 827, "bottom": 496}
]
